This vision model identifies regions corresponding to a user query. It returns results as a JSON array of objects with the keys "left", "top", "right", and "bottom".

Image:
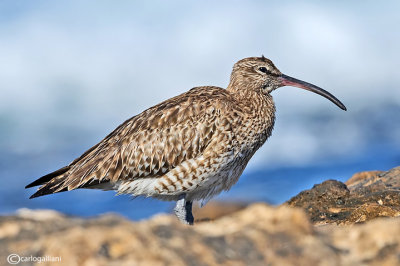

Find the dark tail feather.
[
  {"left": 26, "top": 166, "right": 71, "bottom": 199},
  {"left": 29, "top": 181, "right": 68, "bottom": 199},
  {"left": 26, "top": 165, "right": 112, "bottom": 199},
  {"left": 25, "top": 166, "right": 70, "bottom": 189}
]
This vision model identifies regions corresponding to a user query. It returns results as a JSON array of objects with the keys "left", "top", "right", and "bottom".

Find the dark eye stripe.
[{"left": 258, "top": 66, "right": 280, "bottom": 77}]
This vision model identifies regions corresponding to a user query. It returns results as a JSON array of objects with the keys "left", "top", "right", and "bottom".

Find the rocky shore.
[{"left": 1, "top": 167, "right": 400, "bottom": 265}]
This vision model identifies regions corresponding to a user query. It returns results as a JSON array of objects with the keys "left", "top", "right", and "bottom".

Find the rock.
[
  {"left": 286, "top": 167, "right": 400, "bottom": 225},
  {"left": 286, "top": 180, "right": 351, "bottom": 224},
  {"left": 347, "top": 167, "right": 400, "bottom": 194},
  {"left": 0, "top": 205, "right": 333, "bottom": 266},
  {"left": 328, "top": 217, "right": 400, "bottom": 266},
  {"left": 345, "top": 170, "right": 383, "bottom": 189},
  {"left": 2, "top": 166, "right": 400, "bottom": 265},
  {"left": 192, "top": 201, "right": 248, "bottom": 222},
  {"left": 16, "top": 208, "right": 65, "bottom": 221},
  {"left": 0, "top": 222, "right": 20, "bottom": 239},
  {"left": 2, "top": 204, "right": 400, "bottom": 265}
]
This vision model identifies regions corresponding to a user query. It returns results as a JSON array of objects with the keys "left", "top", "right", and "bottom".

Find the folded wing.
[{"left": 27, "top": 86, "right": 232, "bottom": 198}]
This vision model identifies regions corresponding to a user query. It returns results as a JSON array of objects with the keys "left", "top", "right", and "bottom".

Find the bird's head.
[{"left": 229, "top": 56, "right": 346, "bottom": 111}]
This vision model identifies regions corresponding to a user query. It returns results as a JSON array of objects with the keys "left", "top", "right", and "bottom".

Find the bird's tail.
[{"left": 25, "top": 166, "right": 71, "bottom": 199}]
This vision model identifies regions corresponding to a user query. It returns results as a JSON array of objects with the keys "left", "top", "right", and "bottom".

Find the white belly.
[{"left": 114, "top": 150, "right": 251, "bottom": 202}]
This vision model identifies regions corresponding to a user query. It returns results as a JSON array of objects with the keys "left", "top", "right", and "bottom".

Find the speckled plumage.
[{"left": 26, "top": 56, "right": 346, "bottom": 224}]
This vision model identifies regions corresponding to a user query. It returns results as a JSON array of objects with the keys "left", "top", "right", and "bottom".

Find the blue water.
[{"left": 1, "top": 142, "right": 398, "bottom": 221}]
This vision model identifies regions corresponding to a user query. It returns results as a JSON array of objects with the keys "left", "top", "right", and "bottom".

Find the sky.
[{"left": 1, "top": 0, "right": 399, "bottom": 177}]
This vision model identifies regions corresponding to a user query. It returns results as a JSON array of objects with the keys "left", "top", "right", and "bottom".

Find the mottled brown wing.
[{"left": 39, "top": 86, "right": 233, "bottom": 194}]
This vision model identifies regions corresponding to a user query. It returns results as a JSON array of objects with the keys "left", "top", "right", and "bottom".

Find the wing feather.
[{"left": 30, "top": 86, "right": 234, "bottom": 196}]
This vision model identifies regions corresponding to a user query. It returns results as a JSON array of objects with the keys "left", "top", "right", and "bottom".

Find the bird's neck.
[
  {"left": 227, "top": 83, "right": 276, "bottom": 120},
  {"left": 227, "top": 75, "right": 260, "bottom": 93},
  {"left": 227, "top": 83, "right": 276, "bottom": 152}
]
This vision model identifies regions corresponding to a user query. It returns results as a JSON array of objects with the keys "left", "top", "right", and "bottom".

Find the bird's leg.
[{"left": 174, "top": 194, "right": 194, "bottom": 225}]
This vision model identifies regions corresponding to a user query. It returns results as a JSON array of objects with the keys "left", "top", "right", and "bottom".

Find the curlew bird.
[{"left": 26, "top": 56, "right": 346, "bottom": 225}]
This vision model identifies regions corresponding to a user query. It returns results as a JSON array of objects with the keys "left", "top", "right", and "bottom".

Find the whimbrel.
[{"left": 26, "top": 56, "right": 346, "bottom": 225}]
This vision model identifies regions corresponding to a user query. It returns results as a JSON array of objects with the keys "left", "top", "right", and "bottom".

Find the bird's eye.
[{"left": 259, "top": 67, "right": 268, "bottom": 73}]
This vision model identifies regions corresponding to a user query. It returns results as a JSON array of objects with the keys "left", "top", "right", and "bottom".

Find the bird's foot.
[{"left": 174, "top": 195, "right": 194, "bottom": 225}]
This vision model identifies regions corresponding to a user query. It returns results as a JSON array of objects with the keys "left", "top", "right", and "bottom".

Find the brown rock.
[
  {"left": 3, "top": 204, "right": 400, "bottom": 265},
  {"left": 286, "top": 166, "right": 400, "bottom": 225},
  {"left": 347, "top": 167, "right": 400, "bottom": 194},
  {"left": 345, "top": 170, "right": 383, "bottom": 189},
  {"left": 0, "top": 205, "right": 337, "bottom": 266},
  {"left": 3, "top": 167, "right": 400, "bottom": 265},
  {"left": 192, "top": 201, "right": 248, "bottom": 222},
  {"left": 286, "top": 180, "right": 352, "bottom": 225},
  {"left": 329, "top": 217, "right": 400, "bottom": 266},
  {"left": 347, "top": 203, "right": 400, "bottom": 223}
]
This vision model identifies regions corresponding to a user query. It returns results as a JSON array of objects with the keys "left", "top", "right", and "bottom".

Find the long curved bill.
[{"left": 278, "top": 74, "right": 347, "bottom": 111}]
